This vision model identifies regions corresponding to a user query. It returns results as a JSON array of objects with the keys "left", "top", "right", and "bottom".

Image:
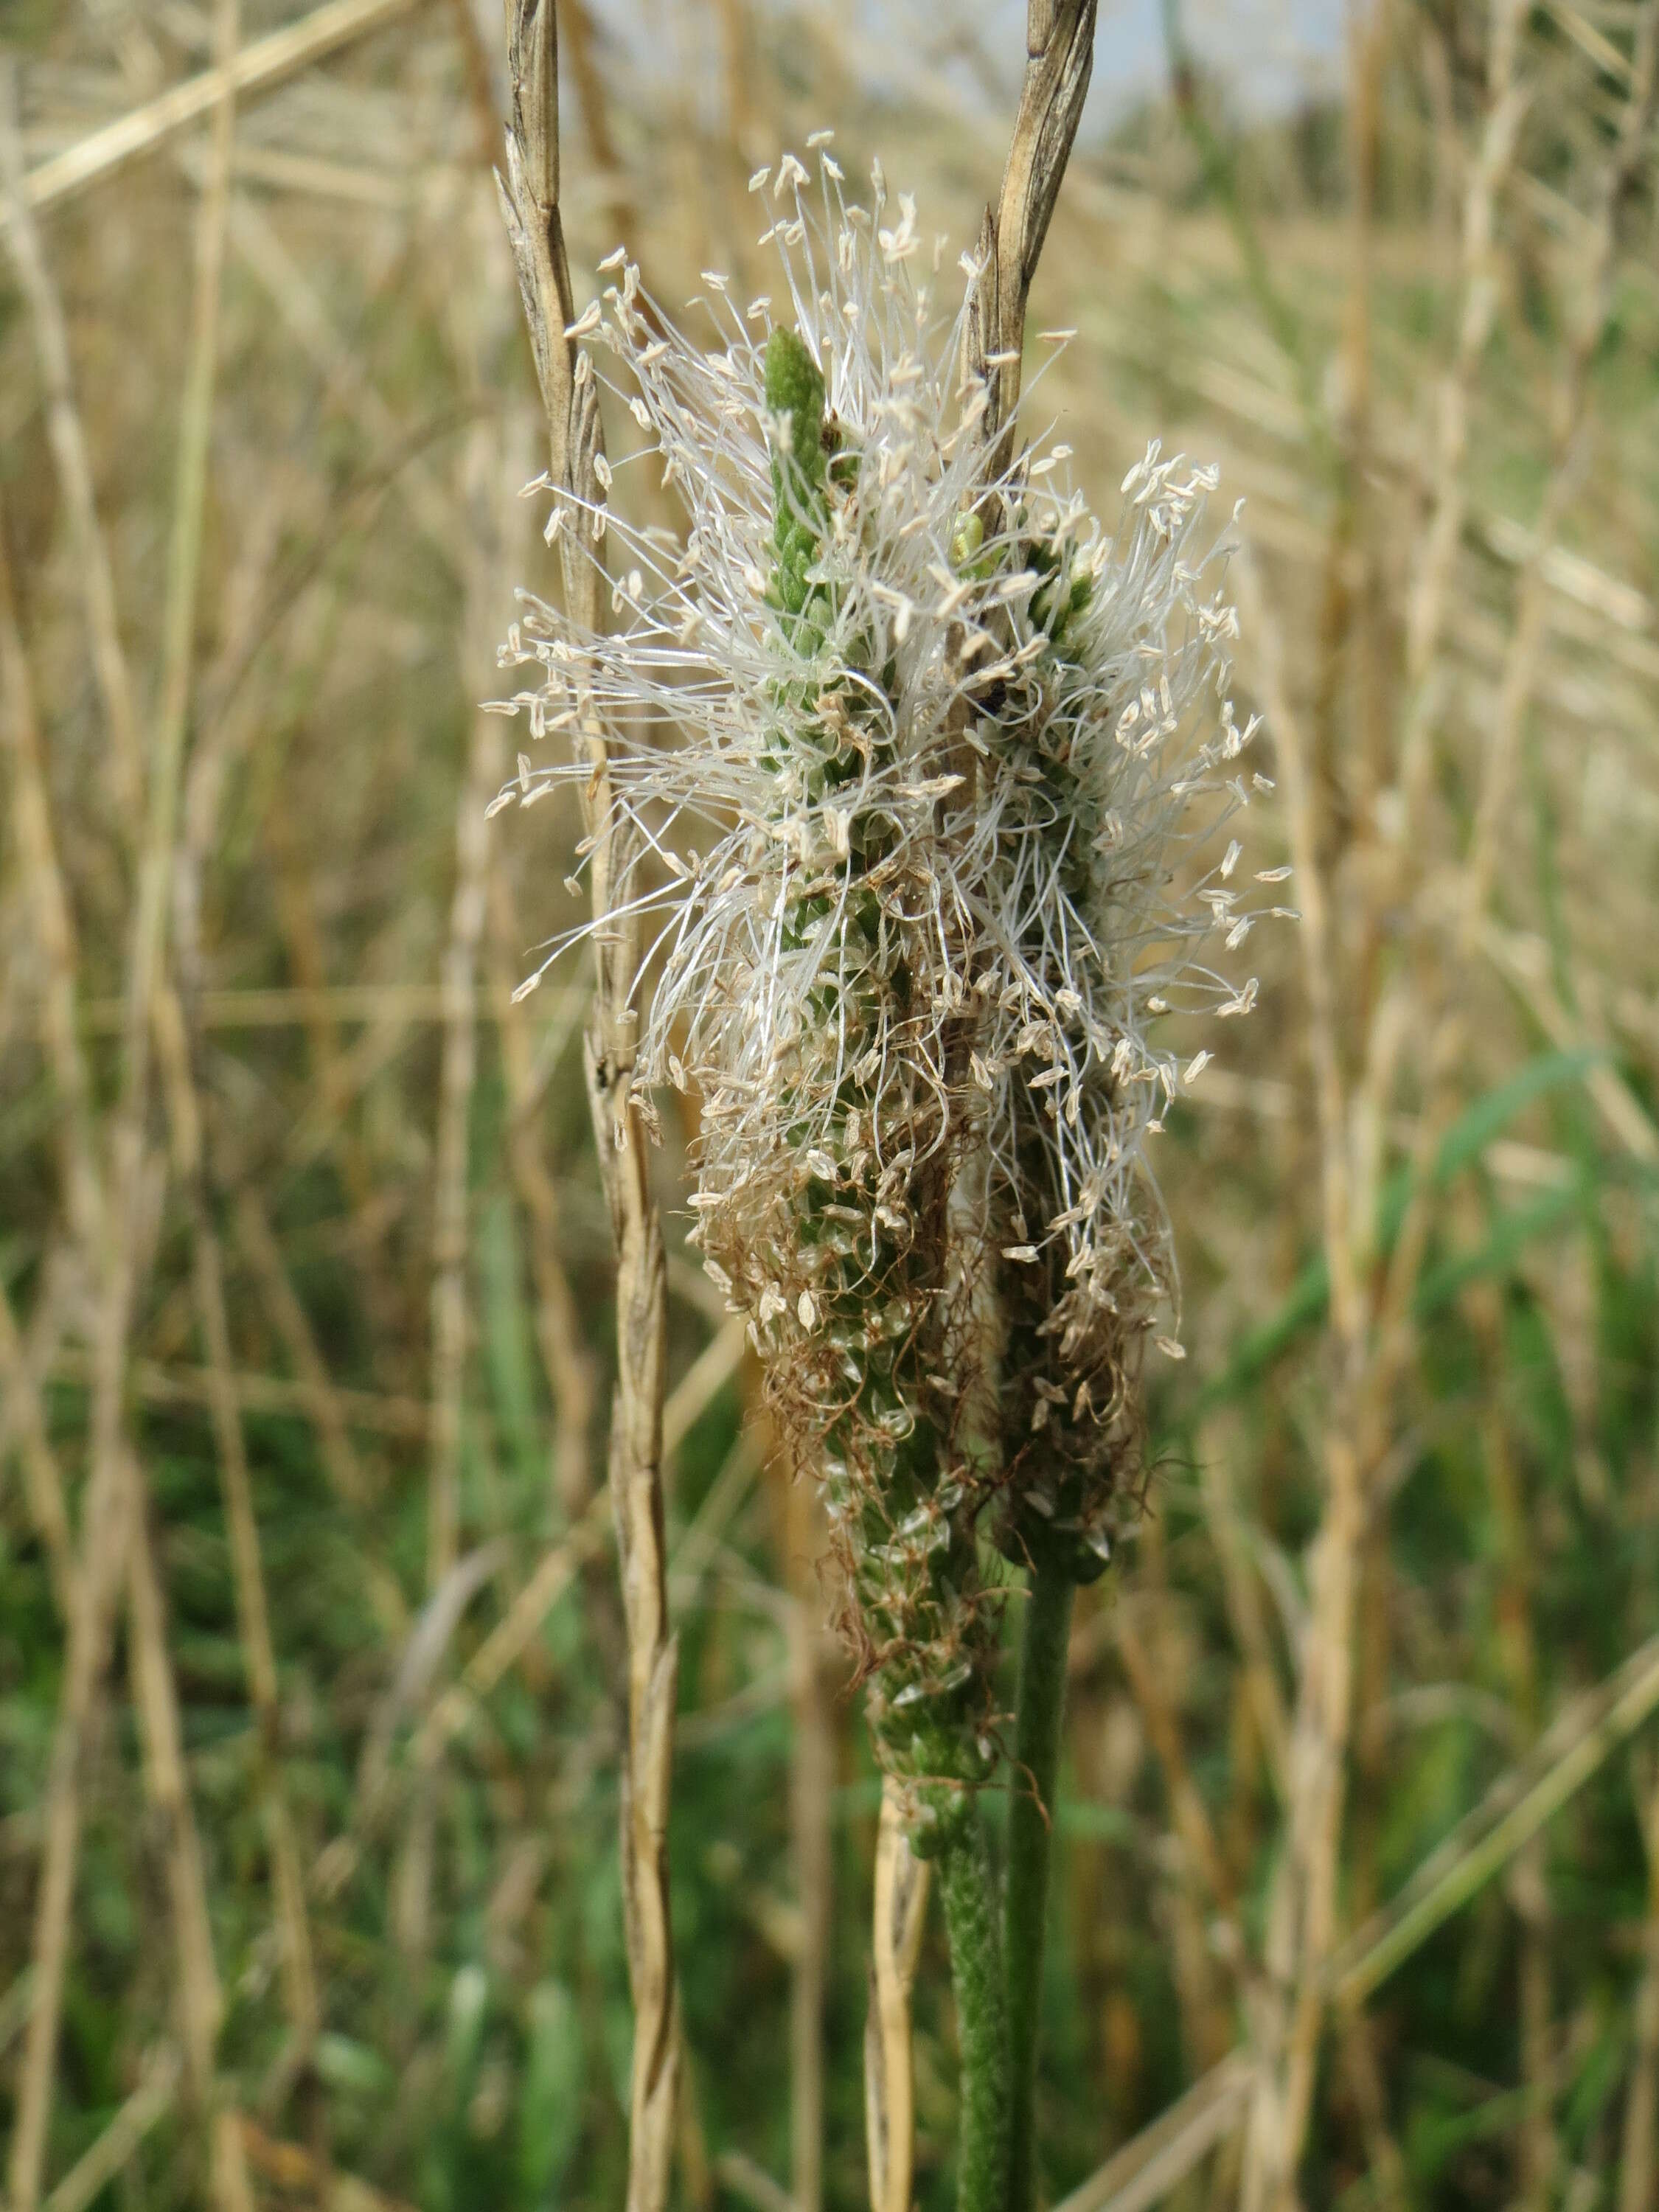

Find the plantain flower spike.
[{"left": 495, "top": 145, "right": 1273, "bottom": 1822}]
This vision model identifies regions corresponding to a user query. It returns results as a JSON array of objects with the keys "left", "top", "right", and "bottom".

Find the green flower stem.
[
  {"left": 1004, "top": 1563, "right": 1076, "bottom": 2212},
  {"left": 938, "top": 1810, "right": 1011, "bottom": 2212}
]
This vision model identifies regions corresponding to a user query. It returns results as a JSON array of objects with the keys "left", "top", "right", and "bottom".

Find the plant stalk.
[
  {"left": 1004, "top": 1562, "right": 1076, "bottom": 2212},
  {"left": 938, "top": 1812, "right": 1012, "bottom": 2212}
]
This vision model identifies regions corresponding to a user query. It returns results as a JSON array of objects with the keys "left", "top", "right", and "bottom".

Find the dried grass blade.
[
  {"left": 39, "top": 2046, "right": 182, "bottom": 2212},
  {"left": 0, "top": 69, "right": 144, "bottom": 821},
  {"left": 8, "top": 7, "right": 251, "bottom": 2201},
  {"left": 864, "top": 1780, "right": 931, "bottom": 2212},
  {"left": 234, "top": 1190, "right": 370, "bottom": 1509},
  {"left": 1051, "top": 2053, "right": 1256, "bottom": 2212},
  {"left": 18, "top": 0, "right": 422, "bottom": 212},
  {"left": 498, "top": 8, "right": 679, "bottom": 2206}
]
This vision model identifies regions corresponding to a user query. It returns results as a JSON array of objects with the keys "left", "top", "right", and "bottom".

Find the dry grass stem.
[
  {"left": 75, "top": 983, "right": 579, "bottom": 1030},
  {"left": 0, "top": 1278, "right": 80, "bottom": 1626},
  {"left": 497, "top": 7, "right": 680, "bottom": 2205},
  {"left": 235, "top": 2118, "right": 422, "bottom": 2212},
  {"left": 216, "top": 187, "right": 458, "bottom": 557},
  {"left": 18, "top": 0, "right": 422, "bottom": 212},
  {"left": 427, "top": 448, "right": 521, "bottom": 1593},
  {"left": 124, "top": 1498, "right": 257, "bottom": 2212},
  {"left": 1396, "top": 0, "right": 1529, "bottom": 841},
  {"left": 6, "top": 1435, "right": 136, "bottom": 2212},
  {"left": 967, "top": 0, "right": 1100, "bottom": 446},
  {"left": 0, "top": 512, "right": 103, "bottom": 1260},
  {"left": 38, "top": 2047, "right": 183, "bottom": 2212},
  {"left": 864, "top": 1781, "right": 931, "bottom": 2212},
  {"left": 8, "top": 8, "right": 243, "bottom": 2198},
  {"left": 714, "top": 2148, "right": 798, "bottom": 2212},
  {"left": 487, "top": 875, "right": 597, "bottom": 1513},
  {"left": 1331, "top": 1627, "right": 1659, "bottom": 2008},
  {"left": 1234, "top": 547, "right": 1364, "bottom": 2212},
  {"left": 1050, "top": 2053, "right": 1256, "bottom": 2212},
  {"left": 1461, "top": 0, "right": 1659, "bottom": 928},
  {"left": 43, "top": 1345, "right": 429, "bottom": 1439},
  {"left": 150, "top": 987, "right": 321, "bottom": 2056},
  {"left": 1198, "top": 1436, "right": 1290, "bottom": 1795},
  {"left": 1617, "top": 1766, "right": 1659, "bottom": 2212},
  {"left": 784, "top": 1473, "right": 832, "bottom": 2212},
  {"left": 410, "top": 1500, "right": 609, "bottom": 1764},
  {"left": 0, "top": 69, "right": 145, "bottom": 823},
  {"left": 1114, "top": 1599, "right": 1233, "bottom": 2072},
  {"left": 234, "top": 1189, "right": 370, "bottom": 1508}
]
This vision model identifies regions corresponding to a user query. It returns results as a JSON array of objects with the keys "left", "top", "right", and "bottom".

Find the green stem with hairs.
[
  {"left": 1004, "top": 1562, "right": 1076, "bottom": 2212},
  {"left": 938, "top": 1810, "right": 1011, "bottom": 2212}
]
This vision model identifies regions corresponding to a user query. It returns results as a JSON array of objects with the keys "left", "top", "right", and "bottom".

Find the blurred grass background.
[{"left": 1, "top": 1, "right": 1658, "bottom": 2209}]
